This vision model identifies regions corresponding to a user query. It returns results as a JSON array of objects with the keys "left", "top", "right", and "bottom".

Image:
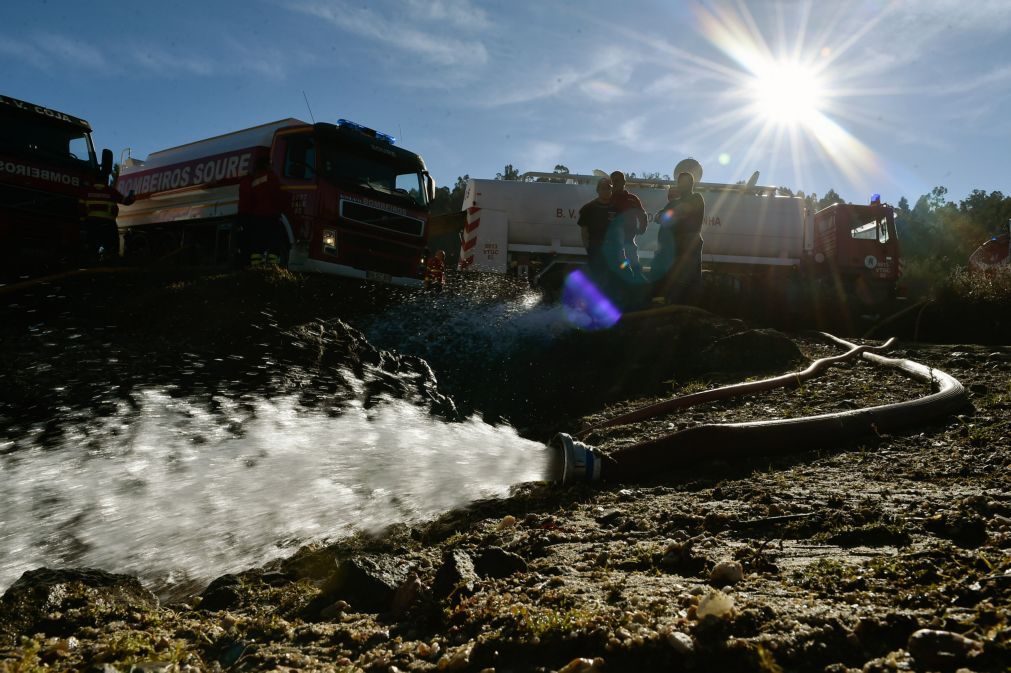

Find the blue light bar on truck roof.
[{"left": 336, "top": 118, "right": 396, "bottom": 145}]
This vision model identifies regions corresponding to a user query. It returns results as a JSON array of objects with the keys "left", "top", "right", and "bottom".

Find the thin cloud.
[
  {"left": 0, "top": 36, "right": 49, "bottom": 70},
  {"left": 404, "top": 0, "right": 490, "bottom": 31},
  {"left": 930, "top": 64, "right": 1011, "bottom": 96},
  {"left": 37, "top": 33, "right": 107, "bottom": 69},
  {"left": 127, "top": 44, "right": 216, "bottom": 77},
  {"left": 0, "top": 31, "right": 290, "bottom": 80},
  {"left": 0, "top": 33, "right": 106, "bottom": 71},
  {"left": 894, "top": 0, "right": 1011, "bottom": 33},
  {"left": 290, "top": 0, "right": 488, "bottom": 67},
  {"left": 475, "top": 46, "right": 636, "bottom": 107}
]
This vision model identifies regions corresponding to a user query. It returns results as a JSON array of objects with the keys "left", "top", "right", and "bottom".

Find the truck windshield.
[
  {"left": 849, "top": 208, "right": 892, "bottom": 244},
  {"left": 320, "top": 147, "right": 428, "bottom": 208},
  {"left": 0, "top": 113, "right": 97, "bottom": 170}
]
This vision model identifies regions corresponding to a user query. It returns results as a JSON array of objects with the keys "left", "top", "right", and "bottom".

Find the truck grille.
[
  {"left": 341, "top": 231, "right": 421, "bottom": 276},
  {"left": 0, "top": 183, "right": 78, "bottom": 221},
  {"left": 341, "top": 200, "right": 424, "bottom": 237}
]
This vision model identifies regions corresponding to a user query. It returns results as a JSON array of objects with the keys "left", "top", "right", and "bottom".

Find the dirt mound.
[{"left": 0, "top": 268, "right": 455, "bottom": 447}]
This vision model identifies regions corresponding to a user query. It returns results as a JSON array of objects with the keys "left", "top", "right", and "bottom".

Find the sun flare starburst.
[
  {"left": 749, "top": 61, "right": 825, "bottom": 127},
  {"left": 659, "top": 1, "right": 891, "bottom": 196}
]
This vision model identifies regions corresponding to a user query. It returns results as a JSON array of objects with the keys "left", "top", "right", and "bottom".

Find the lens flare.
[{"left": 561, "top": 269, "right": 622, "bottom": 330}]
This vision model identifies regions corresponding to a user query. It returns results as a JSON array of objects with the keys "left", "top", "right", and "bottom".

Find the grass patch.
[
  {"left": 790, "top": 558, "right": 857, "bottom": 594},
  {"left": 510, "top": 605, "right": 600, "bottom": 640}
]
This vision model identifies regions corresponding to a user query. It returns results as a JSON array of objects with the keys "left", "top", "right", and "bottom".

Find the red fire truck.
[
  {"left": 1, "top": 94, "right": 120, "bottom": 270},
  {"left": 116, "top": 118, "right": 434, "bottom": 286}
]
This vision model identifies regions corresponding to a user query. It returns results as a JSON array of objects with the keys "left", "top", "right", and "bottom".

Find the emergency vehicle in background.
[
  {"left": 1, "top": 94, "right": 121, "bottom": 269},
  {"left": 117, "top": 117, "right": 434, "bottom": 286},
  {"left": 457, "top": 164, "right": 901, "bottom": 308}
]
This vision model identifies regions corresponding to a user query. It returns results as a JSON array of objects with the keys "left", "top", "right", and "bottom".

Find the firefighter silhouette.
[{"left": 424, "top": 249, "right": 446, "bottom": 292}]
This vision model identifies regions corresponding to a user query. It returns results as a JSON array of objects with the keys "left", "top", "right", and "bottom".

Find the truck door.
[{"left": 274, "top": 130, "right": 318, "bottom": 245}]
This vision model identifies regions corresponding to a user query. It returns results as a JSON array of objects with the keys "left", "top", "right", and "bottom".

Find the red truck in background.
[
  {"left": 116, "top": 118, "right": 434, "bottom": 286},
  {"left": 1, "top": 94, "right": 120, "bottom": 270}
]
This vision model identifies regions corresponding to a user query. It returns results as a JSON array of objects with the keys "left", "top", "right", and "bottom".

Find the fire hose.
[
  {"left": 575, "top": 337, "right": 897, "bottom": 439},
  {"left": 549, "top": 333, "right": 968, "bottom": 484}
]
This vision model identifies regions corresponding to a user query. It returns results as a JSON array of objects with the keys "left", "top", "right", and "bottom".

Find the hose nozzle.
[{"left": 548, "top": 433, "right": 602, "bottom": 485}]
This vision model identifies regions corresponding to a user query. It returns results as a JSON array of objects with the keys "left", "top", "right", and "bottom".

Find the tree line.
[{"left": 431, "top": 163, "right": 1010, "bottom": 267}]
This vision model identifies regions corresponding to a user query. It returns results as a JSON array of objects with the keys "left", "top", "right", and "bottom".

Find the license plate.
[{"left": 366, "top": 270, "right": 392, "bottom": 284}]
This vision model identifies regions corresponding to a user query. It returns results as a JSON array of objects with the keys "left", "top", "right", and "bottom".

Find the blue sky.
[{"left": 3, "top": 0, "right": 1009, "bottom": 205}]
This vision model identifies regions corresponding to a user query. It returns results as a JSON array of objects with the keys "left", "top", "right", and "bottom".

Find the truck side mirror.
[
  {"left": 100, "top": 148, "right": 114, "bottom": 183},
  {"left": 425, "top": 172, "right": 435, "bottom": 203}
]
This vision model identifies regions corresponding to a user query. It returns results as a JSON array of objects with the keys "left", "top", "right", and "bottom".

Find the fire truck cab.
[
  {"left": 0, "top": 94, "right": 119, "bottom": 269},
  {"left": 117, "top": 118, "right": 435, "bottom": 286}
]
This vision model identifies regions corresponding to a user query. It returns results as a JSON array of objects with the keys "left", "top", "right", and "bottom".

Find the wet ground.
[{"left": 1, "top": 268, "right": 1009, "bottom": 672}]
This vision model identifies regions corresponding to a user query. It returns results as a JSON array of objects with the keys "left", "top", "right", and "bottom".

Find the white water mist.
[{"left": 0, "top": 390, "right": 550, "bottom": 594}]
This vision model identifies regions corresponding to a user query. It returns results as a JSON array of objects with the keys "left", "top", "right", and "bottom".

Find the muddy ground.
[{"left": 1, "top": 268, "right": 1009, "bottom": 673}]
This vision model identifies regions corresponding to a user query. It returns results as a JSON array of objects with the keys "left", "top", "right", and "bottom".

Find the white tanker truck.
[{"left": 457, "top": 166, "right": 901, "bottom": 308}]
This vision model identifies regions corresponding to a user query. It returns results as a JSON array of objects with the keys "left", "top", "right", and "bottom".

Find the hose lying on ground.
[
  {"left": 576, "top": 338, "right": 896, "bottom": 439},
  {"left": 551, "top": 333, "right": 969, "bottom": 484}
]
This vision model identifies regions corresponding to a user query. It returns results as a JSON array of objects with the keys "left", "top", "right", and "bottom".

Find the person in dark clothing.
[
  {"left": 655, "top": 172, "right": 705, "bottom": 304},
  {"left": 577, "top": 177, "right": 629, "bottom": 295},
  {"left": 672, "top": 171, "right": 705, "bottom": 302},
  {"left": 609, "top": 170, "right": 648, "bottom": 279},
  {"left": 649, "top": 184, "right": 681, "bottom": 295}
]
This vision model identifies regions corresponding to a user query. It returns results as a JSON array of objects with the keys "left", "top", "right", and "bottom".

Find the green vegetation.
[
  {"left": 936, "top": 267, "right": 1011, "bottom": 304},
  {"left": 790, "top": 558, "right": 856, "bottom": 594},
  {"left": 510, "top": 604, "right": 600, "bottom": 640}
]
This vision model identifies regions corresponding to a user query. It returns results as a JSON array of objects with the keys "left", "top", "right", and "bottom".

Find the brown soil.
[{"left": 1, "top": 268, "right": 1009, "bottom": 673}]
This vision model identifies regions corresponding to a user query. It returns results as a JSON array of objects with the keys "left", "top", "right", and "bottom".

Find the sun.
[{"left": 749, "top": 60, "right": 825, "bottom": 127}]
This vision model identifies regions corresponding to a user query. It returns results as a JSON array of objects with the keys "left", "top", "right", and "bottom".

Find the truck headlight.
[{"left": 323, "top": 229, "right": 337, "bottom": 255}]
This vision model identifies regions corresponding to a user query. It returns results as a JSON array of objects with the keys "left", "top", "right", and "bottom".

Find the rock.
[
  {"left": 664, "top": 629, "right": 694, "bottom": 655},
  {"left": 317, "top": 555, "right": 411, "bottom": 613},
  {"left": 907, "top": 629, "right": 982, "bottom": 670},
  {"left": 127, "top": 663, "right": 175, "bottom": 673},
  {"left": 696, "top": 589, "right": 734, "bottom": 620},
  {"left": 318, "top": 600, "right": 350, "bottom": 620},
  {"left": 391, "top": 574, "right": 424, "bottom": 617},
  {"left": 437, "top": 642, "right": 473, "bottom": 672},
  {"left": 259, "top": 570, "right": 291, "bottom": 586},
  {"left": 557, "top": 656, "right": 606, "bottom": 673},
  {"left": 709, "top": 560, "right": 744, "bottom": 586},
  {"left": 854, "top": 613, "right": 920, "bottom": 658},
  {"left": 596, "top": 510, "right": 624, "bottom": 527},
  {"left": 475, "top": 547, "right": 527, "bottom": 579},
  {"left": 433, "top": 550, "right": 479, "bottom": 601},
  {"left": 0, "top": 568, "right": 157, "bottom": 645},
  {"left": 495, "top": 515, "right": 518, "bottom": 531},
  {"left": 199, "top": 573, "right": 243, "bottom": 612},
  {"left": 924, "top": 512, "right": 989, "bottom": 547},
  {"left": 660, "top": 539, "right": 707, "bottom": 575}
]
